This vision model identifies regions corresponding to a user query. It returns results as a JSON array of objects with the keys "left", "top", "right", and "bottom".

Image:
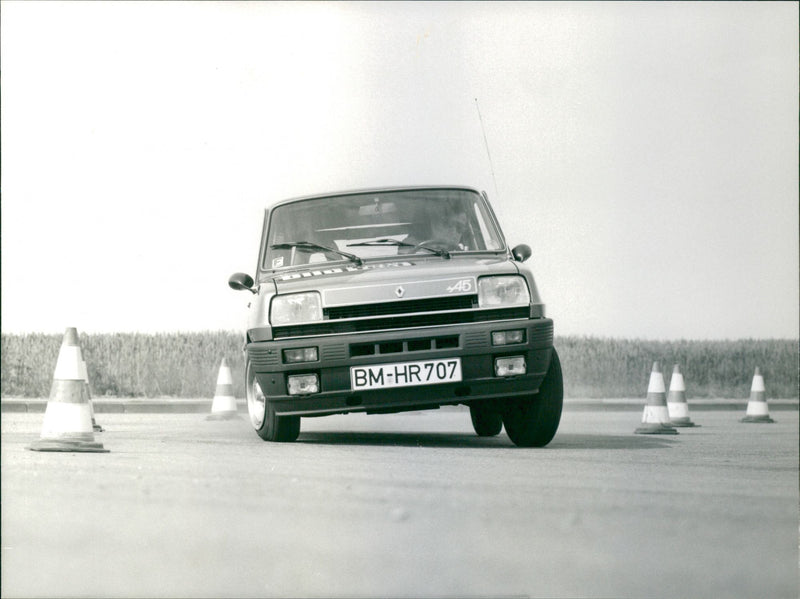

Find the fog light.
[
  {"left": 287, "top": 374, "right": 319, "bottom": 395},
  {"left": 283, "top": 347, "right": 319, "bottom": 363},
  {"left": 492, "top": 329, "right": 525, "bottom": 346},
  {"left": 495, "top": 356, "right": 526, "bottom": 377}
]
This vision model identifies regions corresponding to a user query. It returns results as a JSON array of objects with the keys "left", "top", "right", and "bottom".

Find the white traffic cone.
[
  {"left": 635, "top": 361, "right": 678, "bottom": 435},
  {"left": 667, "top": 364, "right": 697, "bottom": 427},
  {"left": 207, "top": 358, "right": 240, "bottom": 420},
  {"left": 740, "top": 367, "right": 774, "bottom": 423},
  {"left": 29, "top": 328, "right": 109, "bottom": 452}
]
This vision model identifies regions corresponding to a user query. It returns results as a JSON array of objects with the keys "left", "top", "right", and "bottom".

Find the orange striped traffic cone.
[
  {"left": 667, "top": 364, "right": 697, "bottom": 427},
  {"left": 207, "top": 358, "right": 240, "bottom": 420},
  {"left": 635, "top": 361, "right": 678, "bottom": 435},
  {"left": 29, "top": 328, "right": 109, "bottom": 452},
  {"left": 740, "top": 367, "right": 774, "bottom": 423}
]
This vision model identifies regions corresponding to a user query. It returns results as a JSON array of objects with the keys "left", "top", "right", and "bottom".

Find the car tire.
[
  {"left": 246, "top": 360, "right": 301, "bottom": 442},
  {"left": 469, "top": 403, "right": 503, "bottom": 436},
  {"left": 502, "top": 348, "right": 563, "bottom": 447}
]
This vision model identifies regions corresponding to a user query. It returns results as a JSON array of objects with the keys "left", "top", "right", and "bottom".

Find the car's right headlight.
[
  {"left": 269, "top": 292, "right": 323, "bottom": 325},
  {"left": 478, "top": 275, "right": 530, "bottom": 308}
]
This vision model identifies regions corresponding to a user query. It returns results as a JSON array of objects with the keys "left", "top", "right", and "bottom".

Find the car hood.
[{"left": 266, "top": 255, "right": 520, "bottom": 306}]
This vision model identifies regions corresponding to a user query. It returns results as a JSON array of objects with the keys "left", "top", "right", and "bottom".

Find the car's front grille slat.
[{"left": 326, "top": 296, "right": 475, "bottom": 319}]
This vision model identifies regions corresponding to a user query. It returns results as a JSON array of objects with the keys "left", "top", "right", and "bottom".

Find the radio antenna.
[{"left": 474, "top": 97, "right": 499, "bottom": 198}]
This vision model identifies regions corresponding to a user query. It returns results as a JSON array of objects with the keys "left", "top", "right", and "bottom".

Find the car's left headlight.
[
  {"left": 270, "top": 292, "right": 323, "bottom": 325},
  {"left": 478, "top": 276, "right": 530, "bottom": 307}
]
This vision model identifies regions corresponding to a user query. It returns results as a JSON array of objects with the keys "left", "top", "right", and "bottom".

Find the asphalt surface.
[{"left": 2, "top": 408, "right": 798, "bottom": 598}]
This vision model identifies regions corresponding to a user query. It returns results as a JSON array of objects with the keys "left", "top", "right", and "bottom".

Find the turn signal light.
[
  {"left": 283, "top": 347, "right": 319, "bottom": 364},
  {"left": 492, "top": 330, "right": 525, "bottom": 346}
]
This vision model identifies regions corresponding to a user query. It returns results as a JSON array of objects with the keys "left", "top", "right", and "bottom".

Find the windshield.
[{"left": 263, "top": 188, "right": 504, "bottom": 270}]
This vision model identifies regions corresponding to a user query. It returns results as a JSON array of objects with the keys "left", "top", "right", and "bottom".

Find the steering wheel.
[{"left": 412, "top": 239, "right": 450, "bottom": 252}]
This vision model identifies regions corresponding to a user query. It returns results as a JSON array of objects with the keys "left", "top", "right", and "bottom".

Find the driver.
[
  {"left": 418, "top": 203, "right": 469, "bottom": 250},
  {"left": 399, "top": 199, "right": 470, "bottom": 253},
  {"left": 429, "top": 210, "right": 469, "bottom": 250}
]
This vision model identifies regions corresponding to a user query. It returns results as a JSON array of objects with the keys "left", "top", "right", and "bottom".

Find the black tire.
[
  {"left": 246, "top": 360, "right": 300, "bottom": 442},
  {"left": 469, "top": 403, "right": 504, "bottom": 436},
  {"left": 502, "top": 348, "right": 563, "bottom": 447}
]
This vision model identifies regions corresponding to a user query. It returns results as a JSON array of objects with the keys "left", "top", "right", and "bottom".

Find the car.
[{"left": 228, "top": 185, "right": 562, "bottom": 446}]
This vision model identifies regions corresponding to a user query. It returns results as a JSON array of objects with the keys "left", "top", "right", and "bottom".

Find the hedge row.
[{"left": 1, "top": 332, "right": 797, "bottom": 399}]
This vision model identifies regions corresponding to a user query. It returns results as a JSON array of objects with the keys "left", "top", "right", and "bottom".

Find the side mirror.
[
  {"left": 511, "top": 244, "right": 531, "bottom": 262},
  {"left": 228, "top": 272, "right": 256, "bottom": 294}
]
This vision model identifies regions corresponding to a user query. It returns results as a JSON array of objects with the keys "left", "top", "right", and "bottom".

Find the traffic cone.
[
  {"left": 81, "top": 358, "right": 104, "bottom": 432},
  {"left": 667, "top": 364, "right": 697, "bottom": 427},
  {"left": 740, "top": 367, "right": 774, "bottom": 423},
  {"left": 635, "top": 361, "right": 678, "bottom": 435},
  {"left": 29, "top": 328, "right": 109, "bottom": 452},
  {"left": 206, "top": 358, "right": 240, "bottom": 420}
]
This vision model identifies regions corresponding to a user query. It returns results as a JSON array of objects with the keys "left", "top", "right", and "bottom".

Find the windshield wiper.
[
  {"left": 270, "top": 241, "right": 363, "bottom": 266},
  {"left": 347, "top": 238, "right": 450, "bottom": 259}
]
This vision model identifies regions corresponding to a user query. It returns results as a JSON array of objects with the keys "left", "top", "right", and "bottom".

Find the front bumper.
[{"left": 247, "top": 318, "right": 554, "bottom": 417}]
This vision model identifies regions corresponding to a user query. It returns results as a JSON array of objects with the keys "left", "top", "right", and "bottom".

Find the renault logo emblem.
[{"left": 395, "top": 286, "right": 405, "bottom": 298}]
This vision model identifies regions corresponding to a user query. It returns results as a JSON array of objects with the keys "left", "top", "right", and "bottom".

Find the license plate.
[{"left": 351, "top": 358, "right": 462, "bottom": 390}]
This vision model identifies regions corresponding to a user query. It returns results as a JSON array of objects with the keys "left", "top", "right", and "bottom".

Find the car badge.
[{"left": 395, "top": 286, "right": 405, "bottom": 298}]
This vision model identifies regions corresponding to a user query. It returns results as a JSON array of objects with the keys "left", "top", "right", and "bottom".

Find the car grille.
[
  {"left": 326, "top": 296, "right": 476, "bottom": 319},
  {"left": 272, "top": 306, "right": 530, "bottom": 339}
]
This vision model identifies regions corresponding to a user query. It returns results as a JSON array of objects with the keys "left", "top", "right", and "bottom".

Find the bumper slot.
[{"left": 349, "top": 334, "right": 460, "bottom": 358}]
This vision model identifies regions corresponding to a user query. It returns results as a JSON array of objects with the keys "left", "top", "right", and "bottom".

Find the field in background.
[{"left": 1, "top": 332, "right": 797, "bottom": 400}]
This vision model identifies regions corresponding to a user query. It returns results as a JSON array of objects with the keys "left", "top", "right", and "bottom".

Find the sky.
[{"left": 1, "top": 1, "right": 797, "bottom": 340}]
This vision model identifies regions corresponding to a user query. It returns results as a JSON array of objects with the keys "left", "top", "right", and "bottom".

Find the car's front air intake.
[{"left": 325, "top": 296, "right": 476, "bottom": 319}]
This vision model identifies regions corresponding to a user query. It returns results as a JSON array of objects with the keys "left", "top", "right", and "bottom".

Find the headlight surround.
[
  {"left": 270, "top": 292, "right": 323, "bottom": 325},
  {"left": 478, "top": 276, "right": 530, "bottom": 308}
]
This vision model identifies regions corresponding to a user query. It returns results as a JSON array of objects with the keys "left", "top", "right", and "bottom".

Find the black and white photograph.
[{"left": 1, "top": 2, "right": 798, "bottom": 598}]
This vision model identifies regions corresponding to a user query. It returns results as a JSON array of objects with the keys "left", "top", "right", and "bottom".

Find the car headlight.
[
  {"left": 270, "top": 292, "right": 323, "bottom": 325},
  {"left": 478, "top": 276, "right": 530, "bottom": 308}
]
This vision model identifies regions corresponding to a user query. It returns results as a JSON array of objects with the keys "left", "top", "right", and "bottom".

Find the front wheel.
[
  {"left": 502, "top": 348, "right": 563, "bottom": 447},
  {"left": 246, "top": 360, "right": 300, "bottom": 442}
]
